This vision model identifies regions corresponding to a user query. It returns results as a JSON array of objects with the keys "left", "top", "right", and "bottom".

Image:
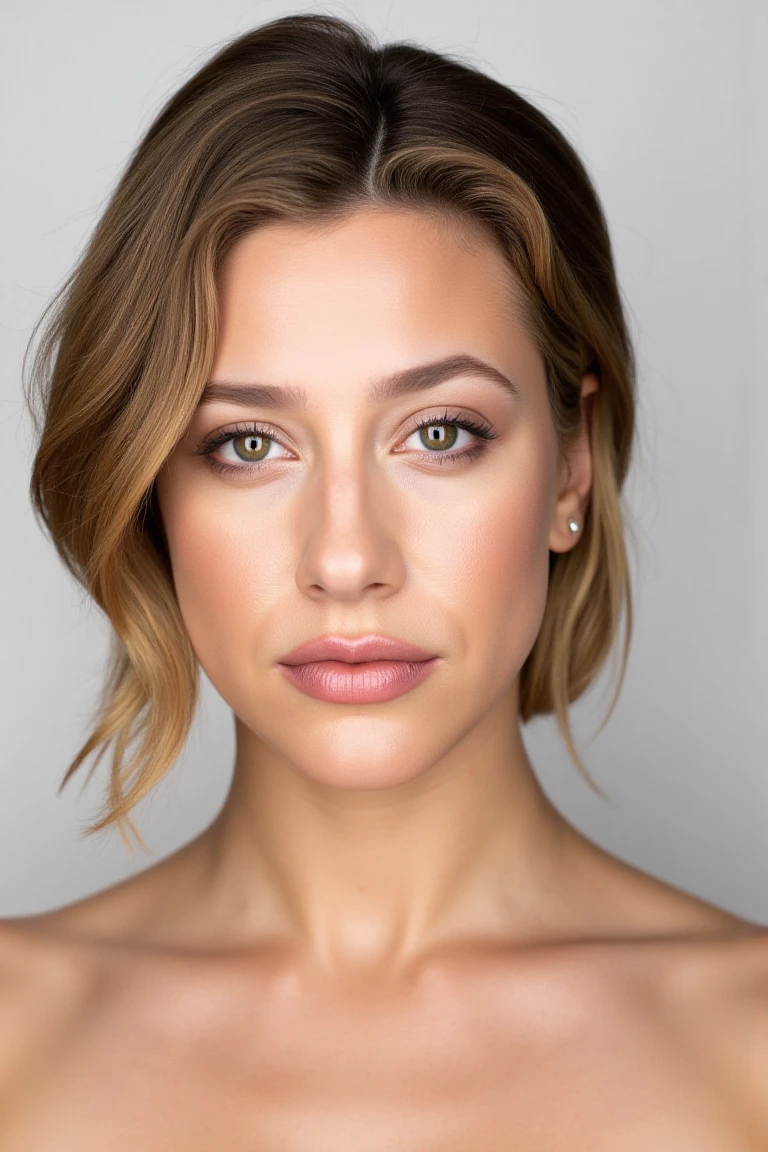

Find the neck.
[{"left": 194, "top": 684, "right": 579, "bottom": 976}]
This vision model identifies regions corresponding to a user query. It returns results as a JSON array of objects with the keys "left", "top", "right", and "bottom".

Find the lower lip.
[{"left": 277, "top": 658, "right": 440, "bottom": 703}]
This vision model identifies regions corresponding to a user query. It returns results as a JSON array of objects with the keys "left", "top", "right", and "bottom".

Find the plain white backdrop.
[{"left": 1, "top": 0, "right": 766, "bottom": 920}]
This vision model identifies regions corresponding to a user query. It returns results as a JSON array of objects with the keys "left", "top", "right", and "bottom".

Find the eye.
[
  {"left": 193, "top": 408, "right": 499, "bottom": 478},
  {"left": 399, "top": 410, "right": 498, "bottom": 466},
  {"left": 192, "top": 421, "right": 293, "bottom": 477}
]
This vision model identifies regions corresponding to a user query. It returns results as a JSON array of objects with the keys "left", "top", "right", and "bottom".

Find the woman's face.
[{"left": 155, "top": 206, "right": 587, "bottom": 789}]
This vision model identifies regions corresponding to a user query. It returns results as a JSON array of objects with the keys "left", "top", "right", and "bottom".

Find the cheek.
[
  {"left": 158, "top": 484, "right": 291, "bottom": 685},
  {"left": 433, "top": 449, "right": 554, "bottom": 681}
]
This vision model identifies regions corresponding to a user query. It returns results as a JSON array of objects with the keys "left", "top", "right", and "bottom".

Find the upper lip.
[{"left": 278, "top": 633, "right": 436, "bottom": 666}]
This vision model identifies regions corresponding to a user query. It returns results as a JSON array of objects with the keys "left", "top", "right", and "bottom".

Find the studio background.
[{"left": 2, "top": 0, "right": 766, "bottom": 921}]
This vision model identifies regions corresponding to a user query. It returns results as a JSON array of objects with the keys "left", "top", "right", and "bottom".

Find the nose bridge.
[{"left": 295, "top": 422, "right": 403, "bottom": 599}]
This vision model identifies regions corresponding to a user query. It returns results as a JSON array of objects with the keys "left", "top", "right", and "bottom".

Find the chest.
[{"left": 4, "top": 969, "right": 751, "bottom": 1152}]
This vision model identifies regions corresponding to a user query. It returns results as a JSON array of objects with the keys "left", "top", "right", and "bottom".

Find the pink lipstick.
[{"left": 277, "top": 633, "right": 440, "bottom": 703}]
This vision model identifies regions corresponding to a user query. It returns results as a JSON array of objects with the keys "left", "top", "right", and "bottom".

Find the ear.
[{"left": 548, "top": 372, "right": 600, "bottom": 554}]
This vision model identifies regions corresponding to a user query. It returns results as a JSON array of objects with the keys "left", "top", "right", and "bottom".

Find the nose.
[{"left": 294, "top": 459, "right": 406, "bottom": 602}]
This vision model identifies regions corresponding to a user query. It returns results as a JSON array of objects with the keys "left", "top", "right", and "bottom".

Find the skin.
[{"left": 1, "top": 205, "right": 767, "bottom": 1149}]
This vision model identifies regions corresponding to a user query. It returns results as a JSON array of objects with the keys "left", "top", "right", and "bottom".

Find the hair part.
[{"left": 23, "top": 12, "right": 637, "bottom": 854}]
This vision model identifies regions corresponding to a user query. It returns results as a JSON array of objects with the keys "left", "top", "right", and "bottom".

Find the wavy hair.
[{"left": 23, "top": 12, "right": 637, "bottom": 854}]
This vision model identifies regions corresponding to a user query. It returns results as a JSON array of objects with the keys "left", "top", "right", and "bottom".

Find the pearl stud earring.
[{"left": 568, "top": 518, "right": 580, "bottom": 534}]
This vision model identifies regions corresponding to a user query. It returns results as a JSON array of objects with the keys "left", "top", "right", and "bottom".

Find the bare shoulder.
[
  {"left": 560, "top": 837, "right": 768, "bottom": 1136},
  {"left": 690, "top": 925, "right": 768, "bottom": 1139},
  {"left": 0, "top": 848, "right": 212, "bottom": 1085},
  {"left": 0, "top": 916, "right": 93, "bottom": 1107},
  {"left": 608, "top": 915, "right": 768, "bottom": 1142}
]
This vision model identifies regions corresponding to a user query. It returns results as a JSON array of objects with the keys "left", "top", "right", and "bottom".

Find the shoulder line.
[
  {"left": 0, "top": 918, "right": 90, "bottom": 1093},
  {"left": 709, "top": 929, "right": 768, "bottom": 1142}
]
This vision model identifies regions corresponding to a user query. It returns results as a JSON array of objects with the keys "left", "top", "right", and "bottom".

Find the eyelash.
[{"left": 193, "top": 409, "right": 500, "bottom": 478}]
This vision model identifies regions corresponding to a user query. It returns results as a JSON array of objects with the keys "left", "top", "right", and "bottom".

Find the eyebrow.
[{"left": 198, "top": 353, "right": 521, "bottom": 409}]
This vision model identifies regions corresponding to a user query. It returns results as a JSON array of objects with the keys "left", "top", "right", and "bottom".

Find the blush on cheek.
[
  {"left": 163, "top": 505, "right": 258, "bottom": 686},
  {"left": 474, "top": 467, "right": 554, "bottom": 683}
]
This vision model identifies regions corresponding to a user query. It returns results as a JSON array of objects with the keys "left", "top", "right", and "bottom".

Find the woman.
[{"left": 3, "top": 12, "right": 766, "bottom": 1147}]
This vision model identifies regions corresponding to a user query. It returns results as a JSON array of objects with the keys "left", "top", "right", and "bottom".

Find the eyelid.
[
  {"left": 194, "top": 407, "right": 499, "bottom": 475},
  {"left": 192, "top": 419, "right": 295, "bottom": 458},
  {"left": 195, "top": 407, "right": 495, "bottom": 450}
]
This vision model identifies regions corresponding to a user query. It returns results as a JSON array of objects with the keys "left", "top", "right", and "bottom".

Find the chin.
[{"left": 279, "top": 718, "right": 452, "bottom": 791}]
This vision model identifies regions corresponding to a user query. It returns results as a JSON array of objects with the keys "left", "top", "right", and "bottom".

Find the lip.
[
  {"left": 278, "top": 633, "right": 436, "bottom": 666},
  {"left": 278, "top": 657, "right": 440, "bottom": 704}
]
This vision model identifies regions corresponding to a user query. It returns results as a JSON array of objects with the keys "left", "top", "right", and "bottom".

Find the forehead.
[
  {"left": 205, "top": 208, "right": 552, "bottom": 418},
  {"left": 213, "top": 207, "right": 530, "bottom": 363}
]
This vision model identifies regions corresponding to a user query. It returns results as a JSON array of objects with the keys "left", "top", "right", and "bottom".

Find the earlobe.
[{"left": 549, "top": 510, "right": 583, "bottom": 554}]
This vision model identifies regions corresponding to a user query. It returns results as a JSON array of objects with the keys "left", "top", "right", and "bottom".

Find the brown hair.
[{"left": 23, "top": 12, "right": 636, "bottom": 854}]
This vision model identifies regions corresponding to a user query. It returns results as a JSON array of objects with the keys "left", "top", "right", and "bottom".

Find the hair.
[{"left": 23, "top": 12, "right": 637, "bottom": 855}]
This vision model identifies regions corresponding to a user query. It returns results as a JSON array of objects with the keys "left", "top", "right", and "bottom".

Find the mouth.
[
  {"left": 277, "top": 655, "right": 440, "bottom": 704},
  {"left": 278, "top": 632, "right": 437, "bottom": 666}
]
